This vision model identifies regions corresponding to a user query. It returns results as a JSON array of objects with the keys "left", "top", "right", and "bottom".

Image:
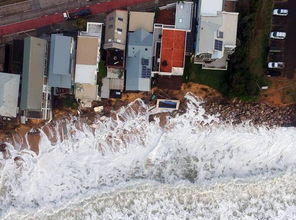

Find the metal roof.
[
  {"left": 101, "top": 77, "right": 110, "bottom": 99},
  {"left": 48, "top": 34, "right": 73, "bottom": 89},
  {"left": 75, "top": 64, "right": 97, "bottom": 84},
  {"left": 129, "top": 12, "right": 155, "bottom": 32},
  {"left": 199, "top": 0, "right": 223, "bottom": 16},
  {"left": 126, "top": 29, "right": 153, "bottom": 91},
  {"left": 175, "top": 2, "right": 193, "bottom": 31},
  {"left": 75, "top": 36, "right": 99, "bottom": 86},
  {"left": 80, "top": 22, "right": 103, "bottom": 37},
  {"left": 0, "top": 72, "right": 20, "bottom": 117},
  {"left": 76, "top": 36, "right": 99, "bottom": 65},
  {"left": 20, "top": 37, "right": 47, "bottom": 111},
  {"left": 104, "top": 10, "right": 128, "bottom": 50},
  {"left": 195, "top": 12, "right": 239, "bottom": 59}
]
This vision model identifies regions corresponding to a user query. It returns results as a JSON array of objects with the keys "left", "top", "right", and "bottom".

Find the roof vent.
[{"left": 217, "top": 31, "right": 224, "bottom": 39}]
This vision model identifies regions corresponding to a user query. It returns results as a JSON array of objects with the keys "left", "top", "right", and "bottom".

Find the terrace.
[
  {"left": 106, "top": 49, "right": 124, "bottom": 68},
  {"left": 155, "top": 8, "right": 176, "bottom": 25},
  {"left": 155, "top": 75, "right": 183, "bottom": 90}
]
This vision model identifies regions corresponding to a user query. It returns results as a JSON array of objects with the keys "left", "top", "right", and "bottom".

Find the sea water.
[{"left": 1, "top": 93, "right": 296, "bottom": 219}]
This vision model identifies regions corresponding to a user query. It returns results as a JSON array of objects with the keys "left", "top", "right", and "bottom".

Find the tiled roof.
[{"left": 160, "top": 29, "right": 186, "bottom": 72}]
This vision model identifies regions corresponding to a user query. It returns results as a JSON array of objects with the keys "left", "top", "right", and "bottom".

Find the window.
[
  {"left": 117, "top": 28, "right": 122, "bottom": 32},
  {"left": 118, "top": 17, "right": 123, "bottom": 21},
  {"left": 109, "top": 17, "right": 114, "bottom": 21},
  {"left": 108, "top": 24, "right": 113, "bottom": 29}
]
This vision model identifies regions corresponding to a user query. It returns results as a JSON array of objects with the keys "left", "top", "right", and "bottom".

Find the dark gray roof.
[
  {"left": 20, "top": 37, "right": 47, "bottom": 111},
  {"left": 126, "top": 29, "right": 153, "bottom": 91},
  {"left": 48, "top": 34, "right": 73, "bottom": 89}
]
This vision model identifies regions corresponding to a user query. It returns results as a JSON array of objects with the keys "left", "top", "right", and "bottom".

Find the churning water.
[{"left": 1, "top": 93, "right": 296, "bottom": 219}]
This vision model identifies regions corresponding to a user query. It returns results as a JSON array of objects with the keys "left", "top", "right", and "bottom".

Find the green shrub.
[{"left": 98, "top": 60, "right": 107, "bottom": 78}]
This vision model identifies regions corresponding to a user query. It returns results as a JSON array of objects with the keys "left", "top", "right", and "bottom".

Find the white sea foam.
[{"left": 1, "top": 93, "right": 296, "bottom": 219}]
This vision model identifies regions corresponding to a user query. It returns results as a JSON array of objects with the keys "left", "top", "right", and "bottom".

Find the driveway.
[
  {"left": 273, "top": 0, "right": 296, "bottom": 78},
  {"left": 285, "top": 0, "right": 296, "bottom": 78}
]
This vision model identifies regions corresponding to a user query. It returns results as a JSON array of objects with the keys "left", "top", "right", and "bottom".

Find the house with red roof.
[{"left": 151, "top": 1, "right": 193, "bottom": 90}]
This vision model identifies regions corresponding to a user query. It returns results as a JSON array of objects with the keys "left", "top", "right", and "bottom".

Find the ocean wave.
[{"left": 1, "top": 94, "right": 296, "bottom": 219}]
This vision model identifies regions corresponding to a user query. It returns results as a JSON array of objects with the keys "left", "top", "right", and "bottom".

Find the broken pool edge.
[{"left": 155, "top": 99, "right": 180, "bottom": 111}]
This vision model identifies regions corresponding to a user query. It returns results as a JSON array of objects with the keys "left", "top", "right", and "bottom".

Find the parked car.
[
  {"left": 273, "top": 9, "right": 288, "bottom": 16},
  {"left": 63, "top": 8, "right": 91, "bottom": 20},
  {"left": 268, "top": 62, "right": 285, "bottom": 69},
  {"left": 267, "top": 70, "right": 281, "bottom": 77},
  {"left": 270, "top": 32, "right": 286, "bottom": 39}
]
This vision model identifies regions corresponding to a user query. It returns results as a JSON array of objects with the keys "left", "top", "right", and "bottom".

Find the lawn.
[
  {"left": 225, "top": 0, "right": 273, "bottom": 101},
  {"left": 183, "top": 0, "right": 273, "bottom": 101},
  {"left": 248, "top": 0, "right": 273, "bottom": 77},
  {"left": 183, "top": 56, "right": 228, "bottom": 94}
]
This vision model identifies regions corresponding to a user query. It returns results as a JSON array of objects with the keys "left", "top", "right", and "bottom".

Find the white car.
[
  {"left": 63, "top": 11, "right": 70, "bottom": 20},
  {"left": 268, "top": 62, "right": 285, "bottom": 69},
  {"left": 273, "top": 9, "right": 288, "bottom": 16},
  {"left": 270, "top": 31, "right": 286, "bottom": 39}
]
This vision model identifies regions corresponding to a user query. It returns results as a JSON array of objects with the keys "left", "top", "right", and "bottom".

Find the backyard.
[
  {"left": 183, "top": 57, "right": 228, "bottom": 95},
  {"left": 184, "top": 0, "right": 273, "bottom": 101},
  {"left": 248, "top": 0, "right": 273, "bottom": 78},
  {"left": 226, "top": 0, "right": 273, "bottom": 101}
]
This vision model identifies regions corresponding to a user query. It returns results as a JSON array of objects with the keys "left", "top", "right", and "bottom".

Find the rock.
[{"left": 0, "top": 143, "right": 6, "bottom": 152}]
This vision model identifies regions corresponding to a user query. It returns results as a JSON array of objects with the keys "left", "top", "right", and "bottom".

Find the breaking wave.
[{"left": 1, "top": 93, "right": 296, "bottom": 219}]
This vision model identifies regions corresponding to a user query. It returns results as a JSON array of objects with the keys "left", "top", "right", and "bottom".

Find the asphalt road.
[
  {"left": 0, "top": 0, "right": 159, "bottom": 36},
  {"left": 0, "top": 0, "right": 101, "bottom": 26}
]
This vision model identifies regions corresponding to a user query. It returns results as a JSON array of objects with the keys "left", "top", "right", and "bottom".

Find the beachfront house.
[
  {"left": 101, "top": 10, "right": 128, "bottom": 98},
  {"left": 0, "top": 72, "right": 20, "bottom": 118},
  {"left": 74, "top": 22, "right": 102, "bottom": 107},
  {"left": 152, "top": 2, "right": 193, "bottom": 90},
  {"left": 125, "top": 11, "right": 154, "bottom": 92},
  {"left": 104, "top": 10, "right": 128, "bottom": 52},
  {"left": 48, "top": 34, "right": 75, "bottom": 95},
  {"left": 20, "top": 36, "right": 51, "bottom": 121},
  {"left": 194, "top": 0, "right": 239, "bottom": 70}
]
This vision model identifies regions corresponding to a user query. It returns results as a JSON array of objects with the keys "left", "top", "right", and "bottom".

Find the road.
[
  {"left": 0, "top": 0, "right": 157, "bottom": 36},
  {"left": 0, "top": 0, "right": 94, "bottom": 26}
]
